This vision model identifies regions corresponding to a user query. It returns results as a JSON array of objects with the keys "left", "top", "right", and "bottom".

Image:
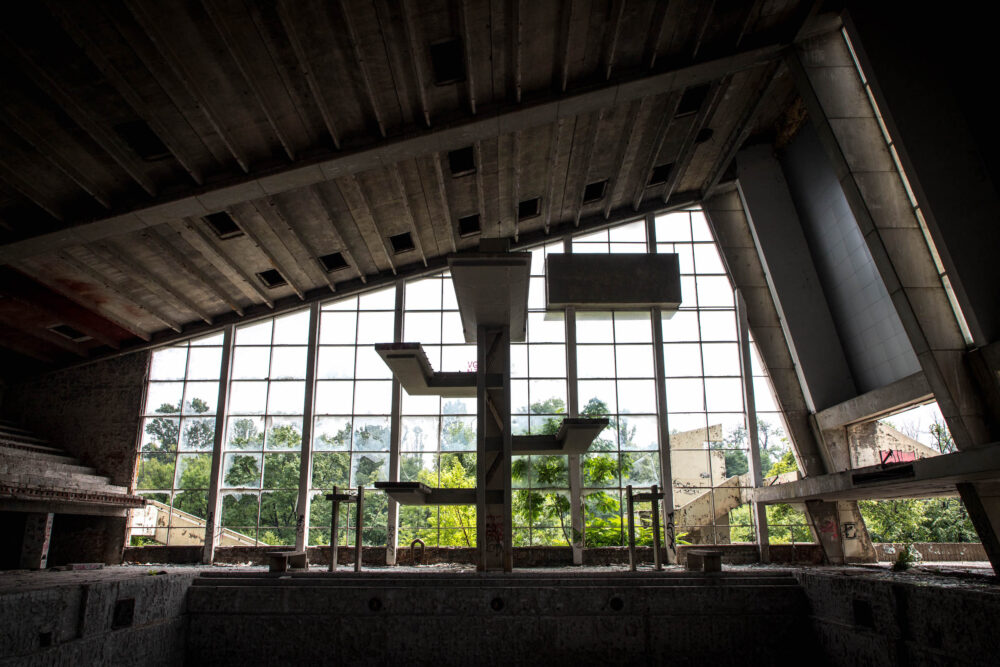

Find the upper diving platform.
[{"left": 447, "top": 240, "right": 531, "bottom": 343}]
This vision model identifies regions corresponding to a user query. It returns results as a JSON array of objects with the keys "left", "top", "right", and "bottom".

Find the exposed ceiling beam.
[
  {"left": 555, "top": 0, "right": 574, "bottom": 92},
  {"left": 399, "top": 0, "right": 431, "bottom": 127},
  {"left": 661, "top": 78, "right": 730, "bottom": 204},
  {"left": 572, "top": 109, "right": 605, "bottom": 226},
  {"left": 231, "top": 204, "right": 307, "bottom": 300},
  {"left": 390, "top": 165, "right": 428, "bottom": 266},
  {"left": 124, "top": 0, "right": 250, "bottom": 173},
  {"left": 276, "top": 0, "right": 342, "bottom": 150},
  {"left": 0, "top": 159, "right": 65, "bottom": 222},
  {"left": 262, "top": 196, "right": 337, "bottom": 292},
  {"left": 338, "top": 0, "right": 386, "bottom": 138},
  {"left": 0, "top": 306, "right": 87, "bottom": 358},
  {"left": 458, "top": 0, "right": 477, "bottom": 115},
  {"left": 603, "top": 99, "right": 643, "bottom": 219},
  {"left": 201, "top": 0, "right": 296, "bottom": 161},
  {"left": 602, "top": 0, "right": 626, "bottom": 80},
  {"left": 175, "top": 218, "right": 275, "bottom": 309},
  {"left": 0, "top": 33, "right": 158, "bottom": 196},
  {"left": 426, "top": 154, "right": 459, "bottom": 253},
  {"left": 0, "top": 266, "right": 131, "bottom": 348},
  {"left": 631, "top": 92, "right": 682, "bottom": 211},
  {"left": 542, "top": 118, "right": 566, "bottom": 235},
  {"left": 511, "top": 131, "right": 521, "bottom": 241},
  {"left": 303, "top": 185, "right": 367, "bottom": 283},
  {"left": 0, "top": 42, "right": 786, "bottom": 263},
  {"left": 644, "top": 0, "right": 670, "bottom": 69},
  {"left": 45, "top": 0, "right": 205, "bottom": 185},
  {"left": 142, "top": 228, "right": 246, "bottom": 316},
  {"left": 57, "top": 249, "right": 182, "bottom": 333}
]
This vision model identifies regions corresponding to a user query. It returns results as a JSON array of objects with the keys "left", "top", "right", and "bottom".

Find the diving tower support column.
[{"left": 477, "top": 324, "right": 513, "bottom": 571}]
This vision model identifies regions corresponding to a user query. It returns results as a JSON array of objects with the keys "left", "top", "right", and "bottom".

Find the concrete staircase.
[{"left": 0, "top": 419, "right": 143, "bottom": 514}]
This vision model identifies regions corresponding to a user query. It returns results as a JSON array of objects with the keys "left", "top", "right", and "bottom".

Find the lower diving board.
[
  {"left": 512, "top": 417, "right": 610, "bottom": 455},
  {"left": 373, "top": 481, "right": 502, "bottom": 506}
]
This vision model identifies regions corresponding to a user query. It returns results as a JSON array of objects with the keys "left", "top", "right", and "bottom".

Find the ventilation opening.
[
  {"left": 319, "top": 252, "right": 349, "bottom": 272},
  {"left": 114, "top": 120, "right": 169, "bottom": 161},
  {"left": 112, "top": 598, "right": 135, "bottom": 629},
  {"left": 648, "top": 163, "right": 673, "bottom": 186},
  {"left": 430, "top": 38, "right": 465, "bottom": 85},
  {"left": 257, "top": 269, "right": 287, "bottom": 289},
  {"left": 448, "top": 146, "right": 476, "bottom": 176},
  {"left": 48, "top": 324, "right": 91, "bottom": 343},
  {"left": 695, "top": 128, "right": 714, "bottom": 144},
  {"left": 204, "top": 212, "right": 243, "bottom": 239},
  {"left": 582, "top": 180, "right": 608, "bottom": 203},
  {"left": 517, "top": 197, "right": 541, "bottom": 220},
  {"left": 676, "top": 85, "right": 710, "bottom": 117},
  {"left": 37, "top": 632, "right": 53, "bottom": 648},
  {"left": 389, "top": 232, "right": 415, "bottom": 254},
  {"left": 458, "top": 214, "right": 481, "bottom": 237}
]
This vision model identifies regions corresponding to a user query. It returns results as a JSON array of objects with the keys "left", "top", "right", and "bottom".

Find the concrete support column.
[
  {"left": 294, "top": 302, "right": 321, "bottom": 552},
  {"left": 477, "top": 325, "right": 512, "bottom": 571},
  {"left": 563, "top": 235, "right": 585, "bottom": 565},
  {"left": 385, "top": 282, "right": 405, "bottom": 566},
  {"left": 736, "top": 290, "right": 769, "bottom": 563},
  {"left": 805, "top": 499, "right": 844, "bottom": 565},
  {"left": 202, "top": 325, "right": 233, "bottom": 564},
  {"left": 20, "top": 512, "right": 54, "bottom": 570}
]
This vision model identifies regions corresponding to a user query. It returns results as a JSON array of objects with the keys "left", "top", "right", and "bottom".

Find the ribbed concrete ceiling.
[{"left": 0, "top": 0, "right": 819, "bottom": 377}]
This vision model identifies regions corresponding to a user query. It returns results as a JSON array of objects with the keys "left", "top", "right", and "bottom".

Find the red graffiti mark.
[
  {"left": 819, "top": 518, "right": 839, "bottom": 538},
  {"left": 880, "top": 449, "right": 916, "bottom": 464}
]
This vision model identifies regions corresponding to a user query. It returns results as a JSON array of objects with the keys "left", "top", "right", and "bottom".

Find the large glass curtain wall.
[{"left": 130, "top": 209, "right": 801, "bottom": 550}]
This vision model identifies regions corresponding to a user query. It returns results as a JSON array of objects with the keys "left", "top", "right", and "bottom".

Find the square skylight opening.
[
  {"left": 114, "top": 120, "right": 169, "bottom": 161},
  {"left": 648, "top": 163, "right": 673, "bottom": 186},
  {"left": 517, "top": 197, "right": 541, "bottom": 221},
  {"left": 430, "top": 38, "right": 466, "bottom": 85},
  {"left": 204, "top": 211, "right": 243, "bottom": 239},
  {"left": 319, "top": 252, "right": 349, "bottom": 272},
  {"left": 448, "top": 146, "right": 476, "bottom": 176},
  {"left": 257, "top": 269, "right": 287, "bottom": 288},
  {"left": 583, "top": 180, "right": 608, "bottom": 203},
  {"left": 48, "top": 324, "right": 91, "bottom": 343},
  {"left": 390, "top": 232, "right": 415, "bottom": 254},
  {"left": 676, "top": 84, "right": 710, "bottom": 117},
  {"left": 458, "top": 214, "right": 481, "bottom": 237}
]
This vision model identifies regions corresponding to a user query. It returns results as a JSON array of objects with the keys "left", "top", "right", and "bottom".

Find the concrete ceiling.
[{"left": 0, "top": 0, "right": 821, "bottom": 378}]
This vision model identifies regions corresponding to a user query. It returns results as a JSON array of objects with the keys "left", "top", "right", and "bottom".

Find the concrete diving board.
[
  {"left": 373, "top": 481, "right": 501, "bottom": 506},
  {"left": 375, "top": 343, "right": 481, "bottom": 397},
  {"left": 448, "top": 244, "right": 531, "bottom": 343},
  {"left": 512, "top": 418, "right": 610, "bottom": 455}
]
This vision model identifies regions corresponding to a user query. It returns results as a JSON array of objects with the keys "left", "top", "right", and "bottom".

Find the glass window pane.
[
  {"left": 267, "top": 381, "right": 305, "bottom": 415},
  {"left": 440, "top": 345, "right": 476, "bottom": 373},
  {"left": 262, "top": 453, "right": 300, "bottom": 489},
  {"left": 666, "top": 378, "right": 705, "bottom": 412},
  {"left": 701, "top": 343, "right": 740, "bottom": 376},
  {"left": 614, "top": 312, "right": 652, "bottom": 343},
  {"left": 696, "top": 276, "right": 734, "bottom": 307},
  {"left": 174, "top": 453, "right": 212, "bottom": 489},
  {"left": 655, "top": 212, "right": 692, "bottom": 242},
  {"left": 179, "top": 417, "right": 215, "bottom": 451},
  {"left": 141, "top": 417, "right": 179, "bottom": 451},
  {"left": 401, "top": 389, "right": 440, "bottom": 415},
  {"left": 187, "top": 346, "right": 222, "bottom": 380},
  {"left": 705, "top": 378, "right": 744, "bottom": 412},
  {"left": 317, "top": 347, "right": 356, "bottom": 380},
  {"left": 232, "top": 347, "right": 270, "bottom": 379},
  {"left": 146, "top": 382, "right": 183, "bottom": 414},
  {"left": 699, "top": 311, "right": 737, "bottom": 341},
  {"left": 355, "top": 345, "right": 391, "bottom": 379},
  {"left": 320, "top": 312, "right": 358, "bottom": 345},
  {"left": 137, "top": 453, "right": 175, "bottom": 490},
  {"left": 352, "top": 453, "right": 389, "bottom": 485},
  {"left": 578, "top": 380, "right": 617, "bottom": 415},
  {"left": 353, "top": 381, "right": 392, "bottom": 414},
  {"left": 693, "top": 243, "right": 725, "bottom": 273},
  {"left": 406, "top": 278, "right": 442, "bottom": 310},
  {"left": 404, "top": 312, "right": 441, "bottom": 344},
  {"left": 615, "top": 345, "right": 654, "bottom": 378},
  {"left": 183, "top": 382, "right": 218, "bottom": 414},
  {"left": 312, "top": 452, "right": 351, "bottom": 490},
  {"left": 529, "top": 380, "right": 566, "bottom": 413},
  {"left": 353, "top": 416, "right": 391, "bottom": 451},
  {"left": 528, "top": 312, "right": 564, "bottom": 343},
  {"left": 265, "top": 417, "right": 302, "bottom": 450},
  {"left": 441, "top": 312, "right": 465, "bottom": 344},
  {"left": 662, "top": 311, "right": 700, "bottom": 341},
  {"left": 236, "top": 320, "right": 272, "bottom": 346},
  {"left": 150, "top": 347, "right": 187, "bottom": 380},
  {"left": 270, "top": 347, "right": 307, "bottom": 379},
  {"left": 315, "top": 381, "right": 354, "bottom": 414},
  {"left": 229, "top": 381, "right": 268, "bottom": 415},
  {"left": 616, "top": 379, "right": 656, "bottom": 413},
  {"left": 576, "top": 312, "right": 613, "bottom": 343},
  {"left": 401, "top": 417, "right": 439, "bottom": 451},
  {"left": 528, "top": 344, "right": 566, "bottom": 377},
  {"left": 357, "top": 312, "right": 395, "bottom": 344},
  {"left": 619, "top": 415, "right": 658, "bottom": 450},
  {"left": 690, "top": 211, "right": 713, "bottom": 241},
  {"left": 578, "top": 345, "right": 616, "bottom": 378},
  {"left": 609, "top": 221, "right": 646, "bottom": 243},
  {"left": 314, "top": 416, "right": 353, "bottom": 450},
  {"left": 441, "top": 416, "right": 476, "bottom": 451},
  {"left": 273, "top": 310, "right": 310, "bottom": 345},
  {"left": 223, "top": 453, "right": 262, "bottom": 488},
  {"left": 324, "top": 296, "right": 358, "bottom": 311},
  {"left": 359, "top": 288, "right": 395, "bottom": 310},
  {"left": 227, "top": 417, "right": 265, "bottom": 450},
  {"left": 664, "top": 343, "right": 702, "bottom": 377}
]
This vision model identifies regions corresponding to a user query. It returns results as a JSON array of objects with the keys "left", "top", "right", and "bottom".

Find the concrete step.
[
  {"left": 0, "top": 453, "right": 99, "bottom": 477},
  {"left": 0, "top": 436, "right": 63, "bottom": 455},
  {"left": 0, "top": 425, "right": 51, "bottom": 444},
  {"left": 0, "top": 443, "right": 79, "bottom": 465},
  {"left": 0, "top": 470, "right": 121, "bottom": 494}
]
